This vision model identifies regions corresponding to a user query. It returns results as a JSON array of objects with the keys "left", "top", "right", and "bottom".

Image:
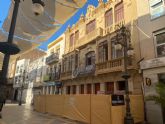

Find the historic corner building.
[
  {"left": 60, "top": 0, "right": 142, "bottom": 95},
  {"left": 42, "top": 34, "right": 65, "bottom": 95},
  {"left": 137, "top": 0, "right": 165, "bottom": 124}
]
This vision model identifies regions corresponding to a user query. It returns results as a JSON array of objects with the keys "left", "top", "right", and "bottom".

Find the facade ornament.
[
  {"left": 80, "top": 13, "right": 85, "bottom": 20},
  {"left": 98, "top": 0, "right": 104, "bottom": 5},
  {"left": 86, "top": 5, "right": 96, "bottom": 20}
]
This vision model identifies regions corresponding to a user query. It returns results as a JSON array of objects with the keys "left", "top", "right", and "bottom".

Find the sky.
[{"left": 0, "top": 0, "right": 107, "bottom": 51}]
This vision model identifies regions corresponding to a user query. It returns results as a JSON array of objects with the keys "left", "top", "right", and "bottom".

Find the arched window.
[{"left": 85, "top": 51, "right": 95, "bottom": 66}]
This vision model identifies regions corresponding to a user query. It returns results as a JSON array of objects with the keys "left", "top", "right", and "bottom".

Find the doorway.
[
  {"left": 94, "top": 83, "right": 100, "bottom": 94},
  {"left": 14, "top": 89, "right": 18, "bottom": 101}
]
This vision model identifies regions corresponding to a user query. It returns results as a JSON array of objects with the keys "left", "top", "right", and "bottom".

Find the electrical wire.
[{"left": 132, "top": 24, "right": 151, "bottom": 38}]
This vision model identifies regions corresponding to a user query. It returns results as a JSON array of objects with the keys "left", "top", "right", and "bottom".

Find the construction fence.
[{"left": 34, "top": 95, "right": 144, "bottom": 124}]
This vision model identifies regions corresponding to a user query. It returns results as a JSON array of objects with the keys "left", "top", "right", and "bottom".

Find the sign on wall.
[
  {"left": 140, "top": 57, "right": 165, "bottom": 70},
  {"left": 111, "top": 95, "right": 125, "bottom": 106}
]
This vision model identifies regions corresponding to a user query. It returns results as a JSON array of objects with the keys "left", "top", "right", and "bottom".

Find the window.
[
  {"left": 70, "top": 33, "right": 74, "bottom": 47},
  {"left": 68, "top": 55, "right": 74, "bottom": 71},
  {"left": 86, "top": 51, "right": 95, "bottom": 66},
  {"left": 105, "top": 9, "right": 113, "bottom": 27},
  {"left": 98, "top": 41, "right": 108, "bottom": 63},
  {"left": 20, "top": 66, "right": 23, "bottom": 74},
  {"left": 155, "top": 32, "right": 165, "bottom": 57},
  {"left": 62, "top": 58, "right": 67, "bottom": 73},
  {"left": 105, "top": 82, "right": 114, "bottom": 94},
  {"left": 72, "top": 85, "right": 76, "bottom": 94},
  {"left": 16, "top": 66, "right": 19, "bottom": 73},
  {"left": 111, "top": 41, "right": 123, "bottom": 59},
  {"left": 115, "top": 2, "right": 124, "bottom": 23},
  {"left": 158, "top": 73, "right": 165, "bottom": 84},
  {"left": 149, "top": 0, "right": 165, "bottom": 19},
  {"left": 94, "top": 83, "right": 100, "bottom": 94},
  {"left": 15, "top": 77, "right": 18, "bottom": 84},
  {"left": 75, "top": 54, "right": 79, "bottom": 69},
  {"left": 86, "top": 20, "right": 96, "bottom": 34},
  {"left": 80, "top": 84, "right": 84, "bottom": 94},
  {"left": 56, "top": 47, "right": 60, "bottom": 55},
  {"left": 67, "top": 86, "right": 71, "bottom": 94},
  {"left": 75, "top": 30, "right": 79, "bottom": 41},
  {"left": 117, "top": 81, "right": 126, "bottom": 91},
  {"left": 50, "top": 49, "right": 54, "bottom": 55}
]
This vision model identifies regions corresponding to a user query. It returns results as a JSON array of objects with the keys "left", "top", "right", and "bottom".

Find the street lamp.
[
  {"left": 0, "top": 0, "right": 45, "bottom": 117},
  {"left": 114, "top": 25, "right": 134, "bottom": 124}
]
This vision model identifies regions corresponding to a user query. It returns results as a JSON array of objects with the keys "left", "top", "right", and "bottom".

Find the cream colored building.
[
  {"left": 137, "top": 0, "right": 165, "bottom": 124},
  {"left": 61, "top": 0, "right": 142, "bottom": 95},
  {"left": 42, "top": 34, "right": 65, "bottom": 95}
]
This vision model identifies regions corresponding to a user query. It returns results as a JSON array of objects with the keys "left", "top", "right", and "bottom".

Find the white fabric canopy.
[{"left": 0, "top": 0, "right": 86, "bottom": 68}]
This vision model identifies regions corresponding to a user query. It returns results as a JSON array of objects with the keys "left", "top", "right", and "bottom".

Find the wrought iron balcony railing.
[
  {"left": 72, "top": 64, "right": 95, "bottom": 78},
  {"left": 43, "top": 72, "right": 61, "bottom": 82},
  {"left": 46, "top": 53, "right": 59, "bottom": 65}
]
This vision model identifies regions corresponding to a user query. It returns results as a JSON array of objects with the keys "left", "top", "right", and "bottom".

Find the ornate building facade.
[{"left": 61, "top": 0, "right": 142, "bottom": 95}]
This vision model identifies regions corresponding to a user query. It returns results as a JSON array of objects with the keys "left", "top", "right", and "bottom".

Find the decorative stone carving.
[{"left": 86, "top": 5, "right": 96, "bottom": 21}]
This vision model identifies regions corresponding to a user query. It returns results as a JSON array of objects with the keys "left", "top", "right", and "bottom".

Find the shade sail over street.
[{"left": 0, "top": 0, "right": 86, "bottom": 67}]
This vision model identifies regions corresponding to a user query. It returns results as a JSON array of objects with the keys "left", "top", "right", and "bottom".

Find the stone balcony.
[
  {"left": 96, "top": 57, "right": 135, "bottom": 75},
  {"left": 75, "top": 27, "right": 103, "bottom": 48},
  {"left": 46, "top": 53, "right": 59, "bottom": 65},
  {"left": 104, "top": 19, "right": 125, "bottom": 36},
  {"left": 60, "top": 71, "right": 72, "bottom": 81}
]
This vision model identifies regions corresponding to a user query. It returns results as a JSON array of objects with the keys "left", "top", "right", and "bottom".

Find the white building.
[
  {"left": 13, "top": 59, "right": 31, "bottom": 104},
  {"left": 28, "top": 56, "right": 47, "bottom": 97}
]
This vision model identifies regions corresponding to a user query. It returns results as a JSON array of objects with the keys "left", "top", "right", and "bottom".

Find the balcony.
[
  {"left": 46, "top": 53, "right": 59, "bottom": 65},
  {"left": 76, "top": 27, "right": 103, "bottom": 48},
  {"left": 104, "top": 19, "right": 125, "bottom": 36},
  {"left": 43, "top": 72, "right": 60, "bottom": 82},
  {"left": 72, "top": 64, "right": 95, "bottom": 78},
  {"left": 114, "top": 19, "right": 125, "bottom": 30},
  {"left": 96, "top": 57, "right": 134, "bottom": 75},
  {"left": 104, "top": 25, "right": 114, "bottom": 35},
  {"left": 60, "top": 71, "right": 72, "bottom": 81},
  {"left": 43, "top": 74, "right": 50, "bottom": 82}
]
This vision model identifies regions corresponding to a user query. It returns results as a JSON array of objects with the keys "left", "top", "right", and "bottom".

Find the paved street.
[{"left": 0, "top": 104, "right": 83, "bottom": 124}]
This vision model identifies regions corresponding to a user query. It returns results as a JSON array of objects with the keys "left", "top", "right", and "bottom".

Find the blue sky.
[{"left": 0, "top": 0, "right": 107, "bottom": 51}]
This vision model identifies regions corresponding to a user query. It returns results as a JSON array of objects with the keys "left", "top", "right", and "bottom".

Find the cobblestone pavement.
[{"left": 0, "top": 104, "right": 84, "bottom": 124}]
